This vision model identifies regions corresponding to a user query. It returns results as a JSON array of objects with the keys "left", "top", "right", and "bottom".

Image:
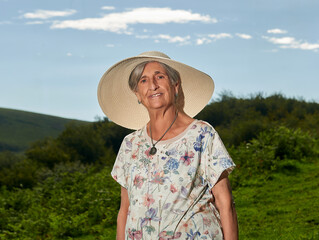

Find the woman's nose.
[{"left": 149, "top": 78, "right": 159, "bottom": 90}]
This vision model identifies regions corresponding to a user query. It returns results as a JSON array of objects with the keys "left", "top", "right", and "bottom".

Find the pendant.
[{"left": 150, "top": 146, "right": 157, "bottom": 155}]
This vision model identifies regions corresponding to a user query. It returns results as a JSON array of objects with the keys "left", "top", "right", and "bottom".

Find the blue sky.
[{"left": 1, "top": 0, "right": 319, "bottom": 121}]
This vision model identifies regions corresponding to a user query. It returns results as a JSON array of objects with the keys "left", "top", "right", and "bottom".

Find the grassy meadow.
[
  {"left": 233, "top": 160, "right": 319, "bottom": 239},
  {"left": 0, "top": 93, "right": 319, "bottom": 239},
  {"left": 69, "top": 159, "right": 319, "bottom": 240}
]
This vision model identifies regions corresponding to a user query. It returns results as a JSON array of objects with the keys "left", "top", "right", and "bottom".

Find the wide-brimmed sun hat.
[{"left": 97, "top": 51, "right": 214, "bottom": 130}]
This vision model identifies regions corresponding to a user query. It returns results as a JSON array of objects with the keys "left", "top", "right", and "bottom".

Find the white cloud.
[
  {"left": 136, "top": 33, "right": 190, "bottom": 44},
  {"left": 50, "top": 8, "right": 217, "bottom": 33},
  {"left": 25, "top": 21, "right": 44, "bottom": 25},
  {"left": 196, "top": 37, "right": 212, "bottom": 45},
  {"left": 101, "top": 6, "right": 115, "bottom": 10},
  {"left": 106, "top": 44, "right": 115, "bottom": 47},
  {"left": 236, "top": 33, "right": 252, "bottom": 39},
  {"left": 208, "top": 33, "right": 232, "bottom": 40},
  {"left": 23, "top": 9, "right": 77, "bottom": 19},
  {"left": 66, "top": 52, "right": 72, "bottom": 56},
  {"left": 263, "top": 36, "right": 319, "bottom": 51},
  {"left": 263, "top": 36, "right": 296, "bottom": 45},
  {"left": 195, "top": 33, "right": 232, "bottom": 45},
  {"left": 267, "top": 28, "right": 287, "bottom": 34},
  {"left": 155, "top": 34, "right": 191, "bottom": 44},
  {"left": 281, "top": 42, "right": 319, "bottom": 50}
]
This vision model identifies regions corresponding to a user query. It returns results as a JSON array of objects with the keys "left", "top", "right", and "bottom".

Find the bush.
[
  {"left": 26, "top": 122, "right": 117, "bottom": 169},
  {"left": 26, "top": 138, "right": 71, "bottom": 169},
  {"left": 0, "top": 159, "right": 38, "bottom": 189},
  {"left": 0, "top": 166, "right": 120, "bottom": 239},
  {"left": 229, "top": 126, "right": 318, "bottom": 188}
]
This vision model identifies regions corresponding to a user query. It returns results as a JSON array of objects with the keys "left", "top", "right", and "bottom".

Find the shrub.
[
  {"left": 0, "top": 159, "right": 38, "bottom": 189},
  {"left": 0, "top": 166, "right": 120, "bottom": 239},
  {"left": 230, "top": 126, "right": 318, "bottom": 188}
]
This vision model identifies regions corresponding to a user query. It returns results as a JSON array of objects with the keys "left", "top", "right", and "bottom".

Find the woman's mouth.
[{"left": 149, "top": 93, "right": 162, "bottom": 98}]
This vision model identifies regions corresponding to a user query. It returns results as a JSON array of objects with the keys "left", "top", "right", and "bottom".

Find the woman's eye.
[
  {"left": 140, "top": 79, "right": 146, "bottom": 83},
  {"left": 157, "top": 75, "right": 165, "bottom": 79}
]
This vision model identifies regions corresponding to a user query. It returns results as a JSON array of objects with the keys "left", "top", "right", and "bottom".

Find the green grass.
[
  {"left": 1, "top": 160, "right": 318, "bottom": 240},
  {"left": 73, "top": 226, "right": 117, "bottom": 240},
  {"left": 233, "top": 159, "right": 319, "bottom": 239},
  {"left": 0, "top": 107, "right": 88, "bottom": 152},
  {"left": 74, "top": 160, "right": 319, "bottom": 240}
]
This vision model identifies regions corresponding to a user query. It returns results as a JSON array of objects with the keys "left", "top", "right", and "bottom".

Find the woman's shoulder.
[
  {"left": 120, "top": 126, "right": 146, "bottom": 149},
  {"left": 122, "top": 127, "right": 144, "bottom": 141},
  {"left": 192, "top": 119, "right": 217, "bottom": 134}
]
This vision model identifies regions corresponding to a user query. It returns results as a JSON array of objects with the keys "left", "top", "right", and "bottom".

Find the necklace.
[{"left": 149, "top": 111, "right": 178, "bottom": 155}]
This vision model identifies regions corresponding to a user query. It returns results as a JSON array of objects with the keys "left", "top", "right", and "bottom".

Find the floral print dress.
[{"left": 111, "top": 120, "right": 235, "bottom": 240}]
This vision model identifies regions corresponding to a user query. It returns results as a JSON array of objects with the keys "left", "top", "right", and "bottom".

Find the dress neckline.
[{"left": 143, "top": 119, "right": 198, "bottom": 146}]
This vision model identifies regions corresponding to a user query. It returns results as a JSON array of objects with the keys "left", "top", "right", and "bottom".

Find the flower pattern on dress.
[
  {"left": 180, "top": 151, "right": 195, "bottom": 166},
  {"left": 128, "top": 228, "right": 142, "bottom": 240},
  {"left": 143, "top": 193, "right": 155, "bottom": 207},
  {"left": 170, "top": 184, "right": 178, "bottom": 193},
  {"left": 133, "top": 175, "right": 144, "bottom": 189},
  {"left": 187, "top": 229, "right": 201, "bottom": 239},
  {"left": 150, "top": 170, "right": 166, "bottom": 185},
  {"left": 193, "top": 134, "right": 205, "bottom": 152},
  {"left": 159, "top": 230, "right": 182, "bottom": 240},
  {"left": 164, "top": 158, "right": 179, "bottom": 174},
  {"left": 140, "top": 208, "right": 161, "bottom": 227},
  {"left": 111, "top": 120, "right": 235, "bottom": 240}
]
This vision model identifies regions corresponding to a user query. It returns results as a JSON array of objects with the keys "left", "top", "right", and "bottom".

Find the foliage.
[
  {"left": 0, "top": 166, "right": 120, "bottom": 239},
  {"left": 90, "top": 118, "right": 132, "bottom": 154},
  {"left": 197, "top": 92, "right": 319, "bottom": 146},
  {"left": 0, "top": 151, "right": 23, "bottom": 169},
  {"left": 26, "top": 122, "right": 117, "bottom": 169},
  {"left": 0, "top": 152, "right": 37, "bottom": 189},
  {"left": 229, "top": 126, "right": 318, "bottom": 188},
  {"left": 1, "top": 125, "right": 318, "bottom": 239}
]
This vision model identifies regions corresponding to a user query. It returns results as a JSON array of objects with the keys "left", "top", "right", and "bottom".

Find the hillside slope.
[{"left": 0, "top": 108, "right": 87, "bottom": 152}]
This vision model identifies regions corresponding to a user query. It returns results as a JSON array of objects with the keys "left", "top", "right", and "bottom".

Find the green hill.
[{"left": 0, "top": 108, "right": 88, "bottom": 152}]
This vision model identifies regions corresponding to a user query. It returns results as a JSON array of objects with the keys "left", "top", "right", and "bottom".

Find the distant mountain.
[{"left": 0, "top": 108, "right": 88, "bottom": 152}]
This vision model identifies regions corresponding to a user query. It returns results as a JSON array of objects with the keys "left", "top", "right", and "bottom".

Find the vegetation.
[
  {"left": 0, "top": 93, "right": 318, "bottom": 239},
  {"left": 233, "top": 160, "right": 319, "bottom": 239},
  {"left": 0, "top": 107, "right": 87, "bottom": 152},
  {"left": 197, "top": 92, "right": 319, "bottom": 146}
]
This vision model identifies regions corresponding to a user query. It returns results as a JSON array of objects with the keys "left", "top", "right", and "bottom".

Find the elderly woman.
[{"left": 98, "top": 51, "right": 238, "bottom": 240}]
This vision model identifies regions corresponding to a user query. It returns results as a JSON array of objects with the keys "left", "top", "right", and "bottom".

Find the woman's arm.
[
  {"left": 211, "top": 170, "right": 238, "bottom": 240},
  {"left": 117, "top": 186, "right": 130, "bottom": 240}
]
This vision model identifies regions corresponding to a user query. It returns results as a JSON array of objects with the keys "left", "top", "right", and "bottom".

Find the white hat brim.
[{"left": 97, "top": 51, "right": 214, "bottom": 130}]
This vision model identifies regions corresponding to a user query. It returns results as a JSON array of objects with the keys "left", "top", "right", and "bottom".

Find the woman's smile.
[{"left": 149, "top": 93, "right": 163, "bottom": 98}]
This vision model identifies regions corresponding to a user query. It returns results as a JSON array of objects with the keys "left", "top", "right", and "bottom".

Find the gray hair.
[{"left": 128, "top": 61, "right": 181, "bottom": 92}]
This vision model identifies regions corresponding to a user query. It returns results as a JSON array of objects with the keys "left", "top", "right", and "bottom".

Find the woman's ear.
[
  {"left": 174, "top": 82, "right": 180, "bottom": 96},
  {"left": 135, "top": 91, "right": 142, "bottom": 104}
]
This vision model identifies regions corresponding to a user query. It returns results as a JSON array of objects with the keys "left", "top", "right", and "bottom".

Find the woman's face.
[{"left": 135, "top": 62, "right": 178, "bottom": 111}]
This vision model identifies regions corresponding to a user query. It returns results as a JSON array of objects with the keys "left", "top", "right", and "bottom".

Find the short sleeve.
[
  {"left": 111, "top": 138, "right": 130, "bottom": 189},
  {"left": 203, "top": 130, "right": 235, "bottom": 189}
]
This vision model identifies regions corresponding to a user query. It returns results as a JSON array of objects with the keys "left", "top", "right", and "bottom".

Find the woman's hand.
[
  {"left": 117, "top": 186, "right": 130, "bottom": 240},
  {"left": 211, "top": 171, "right": 238, "bottom": 240}
]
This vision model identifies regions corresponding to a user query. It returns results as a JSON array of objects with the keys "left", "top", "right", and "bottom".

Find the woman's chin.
[{"left": 144, "top": 101, "right": 170, "bottom": 110}]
